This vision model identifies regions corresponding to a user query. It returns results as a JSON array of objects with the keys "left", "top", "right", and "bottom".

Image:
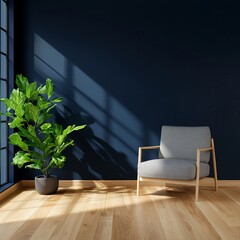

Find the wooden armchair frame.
[{"left": 137, "top": 139, "right": 218, "bottom": 201}]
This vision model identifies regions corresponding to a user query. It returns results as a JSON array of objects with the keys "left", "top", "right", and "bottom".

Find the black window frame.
[{"left": 0, "top": 0, "right": 14, "bottom": 192}]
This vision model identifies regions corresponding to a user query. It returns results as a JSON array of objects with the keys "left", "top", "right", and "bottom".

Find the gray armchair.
[{"left": 137, "top": 126, "right": 218, "bottom": 201}]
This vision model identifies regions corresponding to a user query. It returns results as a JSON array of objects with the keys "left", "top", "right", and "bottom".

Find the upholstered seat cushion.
[{"left": 138, "top": 158, "right": 210, "bottom": 180}]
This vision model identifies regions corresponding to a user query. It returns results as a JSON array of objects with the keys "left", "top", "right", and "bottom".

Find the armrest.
[
  {"left": 139, "top": 145, "right": 160, "bottom": 150},
  {"left": 197, "top": 147, "right": 213, "bottom": 152},
  {"left": 138, "top": 145, "right": 160, "bottom": 164}
]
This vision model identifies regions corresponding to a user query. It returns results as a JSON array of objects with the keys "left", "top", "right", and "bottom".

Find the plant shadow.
[{"left": 54, "top": 105, "right": 136, "bottom": 180}]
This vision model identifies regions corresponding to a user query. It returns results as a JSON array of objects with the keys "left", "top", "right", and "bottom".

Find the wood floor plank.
[
  {"left": 111, "top": 190, "right": 134, "bottom": 240},
  {"left": 125, "top": 188, "right": 167, "bottom": 240},
  {"left": 97, "top": 186, "right": 133, "bottom": 240},
  {"left": 1, "top": 185, "right": 240, "bottom": 240},
  {"left": 0, "top": 190, "right": 41, "bottom": 240},
  {"left": 155, "top": 203, "right": 186, "bottom": 239},
  {"left": 220, "top": 187, "right": 240, "bottom": 206},
  {"left": 51, "top": 189, "right": 98, "bottom": 240},
  {"left": 93, "top": 190, "right": 117, "bottom": 240},
  {"left": 196, "top": 189, "right": 239, "bottom": 240},
  {"left": 174, "top": 191, "right": 221, "bottom": 240},
  {"left": 28, "top": 192, "right": 78, "bottom": 240},
  {"left": 74, "top": 191, "right": 108, "bottom": 240},
  {"left": 11, "top": 190, "right": 81, "bottom": 240}
]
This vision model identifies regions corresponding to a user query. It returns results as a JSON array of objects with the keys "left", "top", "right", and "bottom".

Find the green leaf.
[
  {"left": 8, "top": 117, "right": 24, "bottom": 128},
  {"left": 10, "top": 89, "right": 26, "bottom": 109},
  {"left": 43, "top": 135, "right": 55, "bottom": 145},
  {"left": 15, "top": 105, "right": 24, "bottom": 117},
  {"left": 37, "top": 112, "right": 52, "bottom": 125},
  {"left": 46, "top": 103, "right": 57, "bottom": 113},
  {"left": 43, "top": 143, "right": 56, "bottom": 155},
  {"left": 26, "top": 82, "right": 38, "bottom": 100},
  {"left": 73, "top": 124, "right": 86, "bottom": 131},
  {"left": 18, "top": 126, "right": 43, "bottom": 149},
  {"left": 30, "top": 151, "right": 42, "bottom": 160},
  {"left": 51, "top": 155, "right": 66, "bottom": 168},
  {"left": 37, "top": 96, "right": 50, "bottom": 110},
  {"left": 24, "top": 102, "right": 39, "bottom": 122},
  {"left": 62, "top": 124, "right": 86, "bottom": 136},
  {"left": 45, "top": 78, "right": 54, "bottom": 99},
  {"left": 37, "top": 85, "right": 46, "bottom": 94},
  {"left": 40, "top": 123, "right": 52, "bottom": 132},
  {"left": 62, "top": 125, "right": 73, "bottom": 136},
  {"left": 18, "top": 126, "right": 36, "bottom": 139},
  {"left": 9, "top": 133, "right": 28, "bottom": 151},
  {"left": 24, "top": 139, "right": 42, "bottom": 149},
  {"left": 52, "top": 123, "right": 62, "bottom": 135},
  {"left": 55, "top": 135, "right": 65, "bottom": 146},
  {"left": 16, "top": 74, "right": 29, "bottom": 93},
  {"left": 56, "top": 140, "right": 74, "bottom": 154},
  {"left": 5, "top": 111, "right": 14, "bottom": 118},
  {"left": 0, "top": 98, "right": 16, "bottom": 110},
  {"left": 50, "top": 97, "right": 62, "bottom": 103},
  {"left": 12, "top": 151, "right": 32, "bottom": 168},
  {"left": 27, "top": 125, "right": 37, "bottom": 137},
  {"left": 25, "top": 161, "right": 43, "bottom": 170}
]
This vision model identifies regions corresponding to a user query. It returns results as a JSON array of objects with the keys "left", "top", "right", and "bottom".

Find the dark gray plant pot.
[{"left": 35, "top": 175, "right": 59, "bottom": 195}]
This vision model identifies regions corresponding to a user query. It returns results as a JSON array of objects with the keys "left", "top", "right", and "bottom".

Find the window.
[{"left": 0, "top": 0, "right": 13, "bottom": 189}]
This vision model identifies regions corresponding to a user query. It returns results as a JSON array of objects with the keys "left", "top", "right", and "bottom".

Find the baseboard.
[
  {"left": 21, "top": 179, "right": 240, "bottom": 188},
  {"left": 0, "top": 182, "right": 22, "bottom": 202},
  {"left": 1, "top": 179, "right": 240, "bottom": 202},
  {"left": 21, "top": 180, "right": 139, "bottom": 188}
]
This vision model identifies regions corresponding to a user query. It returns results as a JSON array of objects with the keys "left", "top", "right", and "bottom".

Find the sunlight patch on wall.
[
  {"left": 34, "top": 34, "right": 67, "bottom": 82},
  {"left": 33, "top": 33, "right": 159, "bottom": 166}
]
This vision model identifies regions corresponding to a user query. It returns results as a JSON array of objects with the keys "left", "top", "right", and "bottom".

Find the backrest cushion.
[{"left": 160, "top": 126, "right": 211, "bottom": 163}]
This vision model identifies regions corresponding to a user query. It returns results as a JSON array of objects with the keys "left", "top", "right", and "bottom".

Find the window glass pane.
[
  {"left": 1, "top": 1, "right": 7, "bottom": 30},
  {"left": 1, "top": 149, "right": 7, "bottom": 185},
  {"left": 1, "top": 30, "right": 7, "bottom": 54},
  {"left": 0, "top": 55, "right": 7, "bottom": 79},
  {"left": 0, "top": 102, "right": 6, "bottom": 121},
  {"left": 0, "top": 80, "right": 7, "bottom": 121},
  {"left": 0, "top": 79, "right": 6, "bottom": 97},
  {"left": 0, "top": 122, "right": 7, "bottom": 148}
]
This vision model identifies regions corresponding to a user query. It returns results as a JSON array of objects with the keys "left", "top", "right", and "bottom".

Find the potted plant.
[{"left": 0, "top": 74, "right": 86, "bottom": 194}]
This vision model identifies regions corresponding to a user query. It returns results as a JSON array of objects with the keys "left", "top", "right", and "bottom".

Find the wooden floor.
[{"left": 1, "top": 185, "right": 240, "bottom": 240}]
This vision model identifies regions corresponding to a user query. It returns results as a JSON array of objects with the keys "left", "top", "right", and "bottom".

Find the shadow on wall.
[{"left": 33, "top": 33, "right": 159, "bottom": 180}]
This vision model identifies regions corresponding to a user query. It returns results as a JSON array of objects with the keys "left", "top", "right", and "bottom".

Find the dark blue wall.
[{"left": 15, "top": 0, "right": 240, "bottom": 180}]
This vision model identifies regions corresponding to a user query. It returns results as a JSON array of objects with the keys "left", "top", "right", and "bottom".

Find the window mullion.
[{"left": 0, "top": 0, "right": 10, "bottom": 188}]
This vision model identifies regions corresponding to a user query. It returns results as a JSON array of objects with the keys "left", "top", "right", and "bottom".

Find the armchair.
[{"left": 137, "top": 126, "right": 218, "bottom": 201}]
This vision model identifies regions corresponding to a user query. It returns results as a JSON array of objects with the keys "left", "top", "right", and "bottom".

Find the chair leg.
[
  {"left": 137, "top": 176, "right": 140, "bottom": 196},
  {"left": 195, "top": 180, "right": 199, "bottom": 202},
  {"left": 211, "top": 139, "right": 218, "bottom": 192},
  {"left": 195, "top": 149, "right": 201, "bottom": 202}
]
